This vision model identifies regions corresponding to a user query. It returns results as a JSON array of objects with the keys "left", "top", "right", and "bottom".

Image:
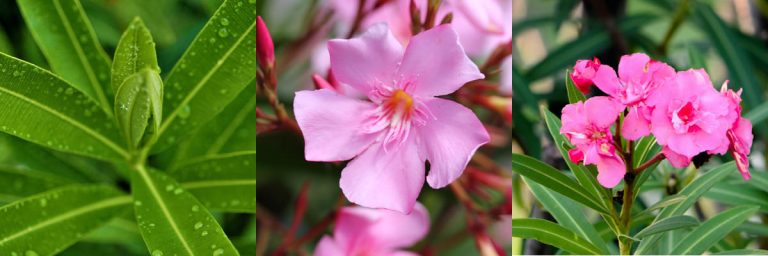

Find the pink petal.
[
  {"left": 366, "top": 203, "right": 430, "bottom": 249},
  {"left": 418, "top": 98, "right": 490, "bottom": 188},
  {"left": 592, "top": 65, "right": 621, "bottom": 98},
  {"left": 314, "top": 236, "right": 345, "bottom": 256},
  {"left": 663, "top": 146, "right": 691, "bottom": 168},
  {"left": 398, "top": 24, "right": 484, "bottom": 97},
  {"left": 328, "top": 23, "right": 404, "bottom": 95},
  {"left": 584, "top": 96, "right": 624, "bottom": 128},
  {"left": 568, "top": 148, "right": 584, "bottom": 164},
  {"left": 340, "top": 140, "right": 425, "bottom": 214},
  {"left": 595, "top": 155, "right": 626, "bottom": 188},
  {"left": 294, "top": 89, "right": 378, "bottom": 161},
  {"left": 667, "top": 133, "right": 700, "bottom": 158},
  {"left": 388, "top": 252, "right": 421, "bottom": 256},
  {"left": 333, "top": 207, "right": 379, "bottom": 248},
  {"left": 617, "top": 53, "right": 651, "bottom": 83},
  {"left": 622, "top": 106, "right": 651, "bottom": 140}
]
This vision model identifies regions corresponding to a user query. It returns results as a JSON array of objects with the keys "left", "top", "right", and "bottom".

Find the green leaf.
[
  {"left": 512, "top": 153, "right": 609, "bottom": 215},
  {"left": 523, "top": 178, "right": 609, "bottom": 254},
  {"left": 0, "top": 24, "right": 13, "bottom": 55},
  {"left": 747, "top": 171, "right": 768, "bottom": 193},
  {"left": 131, "top": 166, "right": 237, "bottom": 255},
  {"left": 0, "top": 166, "right": 71, "bottom": 203},
  {"left": 0, "top": 185, "right": 130, "bottom": 255},
  {"left": 111, "top": 17, "right": 160, "bottom": 95},
  {"left": 705, "top": 182, "right": 768, "bottom": 213},
  {"left": 634, "top": 194, "right": 686, "bottom": 218},
  {"left": 746, "top": 101, "right": 768, "bottom": 126},
  {"left": 735, "top": 222, "right": 768, "bottom": 236},
  {"left": 525, "top": 15, "right": 654, "bottom": 81},
  {"left": 565, "top": 70, "right": 586, "bottom": 103},
  {"left": 634, "top": 162, "right": 735, "bottom": 254},
  {"left": 17, "top": 0, "right": 114, "bottom": 112},
  {"left": 170, "top": 151, "right": 256, "bottom": 213},
  {"left": 687, "top": 45, "right": 708, "bottom": 72},
  {"left": 0, "top": 53, "right": 129, "bottom": 162},
  {"left": 169, "top": 87, "right": 255, "bottom": 166},
  {"left": 633, "top": 215, "right": 698, "bottom": 239},
  {"left": 671, "top": 205, "right": 759, "bottom": 255},
  {"left": 0, "top": 133, "right": 89, "bottom": 182},
  {"left": 114, "top": 69, "right": 163, "bottom": 149},
  {"left": 542, "top": 109, "right": 610, "bottom": 209},
  {"left": 153, "top": 0, "right": 257, "bottom": 152},
  {"left": 512, "top": 218, "right": 604, "bottom": 255},
  {"left": 712, "top": 249, "right": 768, "bottom": 255}
]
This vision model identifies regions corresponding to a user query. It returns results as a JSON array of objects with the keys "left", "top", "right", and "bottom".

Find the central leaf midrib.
[
  {"left": 206, "top": 98, "right": 256, "bottom": 155},
  {"left": 0, "top": 86, "right": 128, "bottom": 159},
  {"left": 136, "top": 166, "right": 194, "bottom": 254},
  {"left": 181, "top": 179, "right": 256, "bottom": 190},
  {"left": 0, "top": 195, "right": 130, "bottom": 245},
  {"left": 52, "top": 0, "right": 110, "bottom": 113},
  {"left": 158, "top": 20, "right": 256, "bottom": 137}
]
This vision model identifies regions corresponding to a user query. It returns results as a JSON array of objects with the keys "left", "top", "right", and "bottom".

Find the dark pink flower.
[
  {"left": 256, "top": 16, "right": 275, "bottom": 69},
  {"left": 560, "top": 96, "right": 627, "bottom": 188},
  {"left": 646, "top": 69, "right": 738, "bottom": 167},
  {"left": 294, "top": 24, "right": 488, "bottom": 213},
  {"left": 315, "top": 203, "right": 430, "bottom": 256},
  {"left": 571, "top": 58, "right": 601, "bottom": 94},
  {"left": 592, "top": 53, "right": 675, "bottom": 140}
]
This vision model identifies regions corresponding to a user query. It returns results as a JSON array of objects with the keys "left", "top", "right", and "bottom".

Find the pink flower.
[
  {"left": 646, "top": 69, "right": 738, "bottom": 167},
  {"left": 712, "top": 82, "right": 753, "bottom": 179},
  {"left": 315, "top": 203, "right": 430, "bottom": 256},
  {"left": 560, "top": 96, "right": 627, "bottom": 188},
  {"left": 294, "top": 24, "right": 488, "bottom": 213},
  {"left": 592, "top": 53, "right": 675, "bottom": 140},
  {"left": 571, "top": 58, "right": 601, "bottom": 94}
]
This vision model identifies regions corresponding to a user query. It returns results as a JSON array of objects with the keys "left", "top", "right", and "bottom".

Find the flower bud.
[{"left": 257, "top": 16, "right": 275, "bottom": 70}]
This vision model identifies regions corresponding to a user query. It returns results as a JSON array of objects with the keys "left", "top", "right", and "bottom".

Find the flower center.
[
  {"left": 362, "top": 87, "right": 434, "bottom": 151},
  {"left": 385, "top": 89, "right": 414, "bottom": 118},
  {"left": 672, "top": 101, "right": 699, "bottom": 133}
]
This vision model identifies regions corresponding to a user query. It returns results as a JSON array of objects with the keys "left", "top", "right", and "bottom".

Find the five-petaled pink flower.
[
  {"left": 570, "top": 58, "right": 601, "bottom": 94},
  {"left": 315, "top": 203, "right": 429, "bottom": 256},
  {"left": 294, "top": 24, "right": 489, "bottom": 213},
  {"left": 646, "top": 69, "right": 738, "bottom": 168},
  {"left": 592, "top": 53, "right": 675, "bottom": 140},
  {"left": 560, "top": 96, "right": 627, "bottom": 188}
]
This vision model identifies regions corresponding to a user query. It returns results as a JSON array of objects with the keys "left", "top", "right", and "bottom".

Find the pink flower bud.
[
  {"left": 257, "top": 16, "right": 275, "bottom": 69},
  {"left": 571, "top": 57, "right": 601, "bottom": 94}
]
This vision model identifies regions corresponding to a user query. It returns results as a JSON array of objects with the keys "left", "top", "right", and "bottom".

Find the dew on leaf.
[
  {"left": 25, "top": 251, "right": 38, "bottom": 256},
  {"left": 220, "top": 18, "right": 229, "bottom": 26},
  {"left": 192, "top": 205, "right": 199, "bottom": 212},
  {"left": 65, "top": 88, "right": 74, "bottom": 95},
  {"left": 173, "top": 188, "right": 183, "bottom": 195},
  {"left": 213, "top": 248, "right": 224, "bottom": 256},
  {"left": 194, "top": 222, "right": 203, "bottom": 230},
  {"left": 201, "top": 231, "right": 208, "bottom": 236},
  {"left": 179, "top": 105, "right": 191, "bottom": 119},
  {"left": 151, "top": 250, "right": 163, "bottom": 256},
  {"left": 165, "top": 184, "right": 174, "bottom": 191}
]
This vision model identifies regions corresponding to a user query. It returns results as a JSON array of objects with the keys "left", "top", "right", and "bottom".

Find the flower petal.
[
  {"left": 294, "top": 89, "right": 378, "bottom": 161},
  {"left": 592, "top": 64, "right": 621, "bottom": 98},
  {"left": 418, "top": 98, "right": 489, "bottom": 188},
  {"left": 617, "top": 53, "right": 651, "bottom": 83},
  {"left": 367, "top": 202, "right": 430, "bottom": 249},
  {"left": 663, "top": 146, "right": 691, "bottom": 168},
  {"left": 314, "top": 236, "right": 345, "bottom": 256},
  {"left": 328, "top": 23, "right": 404, "bottom": 95},
  {"left": 595, "top": 155, "right": 626, "bottom": 188},
  {"left": 622, "top": 106, "right": 651, "bottom": 140},
  {"left": 340, "top": 140, "right": 425, "bottom": 213},
  {"left": 584, "top": 96, "right": 624, "bottom": 128},
  {"left": 399, "top": 24, "right": 484, "bottom": 97}
]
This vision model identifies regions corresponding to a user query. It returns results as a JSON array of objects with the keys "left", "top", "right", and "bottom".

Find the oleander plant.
[
  {"left": 0, "top": 0, "right": 256, "bottom": 255},
  {"left": 513, "top": 0, "right": 768, "bottom": 255}
]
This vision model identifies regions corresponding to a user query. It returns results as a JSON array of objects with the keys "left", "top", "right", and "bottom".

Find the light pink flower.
[
  {"left": 315, "top": 203, "right": 430, "bottom": 256},
  {"left": 711, "top": 82, "right": 753, "bottom": 179},
  {"left": 560, "top": 96, "right": 627, "bottom": 188},
  {"left": 571, "top": 58, "right": 600, "bottom": 94},
  {"left": 592, "top": 53, "right": 675, "bottom": 140},
  {"left": 294, "top": 24, "right": 488, "bottom": 213},
  {"left": 646, "top": 69, "right": 737, "bottom": 167}
]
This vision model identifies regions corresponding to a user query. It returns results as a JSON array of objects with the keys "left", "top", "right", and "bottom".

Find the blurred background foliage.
[
  {"left": 513, "top": 0, "right": 768, "bottom": 254},
  {"left": 0, "top": 0, "right": 258, "bottom": 254}
]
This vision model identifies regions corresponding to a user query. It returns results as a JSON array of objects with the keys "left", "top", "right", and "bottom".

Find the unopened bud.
[{"left": 257, "top": 16, "right": 275, "bottom": 70}]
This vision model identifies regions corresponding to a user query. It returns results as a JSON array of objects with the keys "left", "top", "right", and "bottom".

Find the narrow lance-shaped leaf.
[
  {"left": 523, "top": 178, "right": 609, "bottom": 254},
  {"left": 170, "top": 151, "right": 256, "bottom": 213},
  {"left": 0, "top": 185, "right": 130, "bottom": 255},
  {"left": 633, "top": 215, "right": 698, "bottom": 239},
  {"left": 512, "top": 153, "right": 609, "bottom": 214},
  {"left": 634, "top": 162, "right": 736, "bottom": 254},
  {"left": 0, "top": 53, "right": 128, "bottom": 162},
  {"left": 671, "top": 205, "right": 759, "bottom": 255},
  {"left": 152, "top": 0, "right": 257, "bottom": 152},
  {"left": 512, "top": 218, "right": 604, "bottom": 255},
  {"left": 112, "top": 17, "right": 160, "bottom": 94},
  {"left": 115, "top": 69, "right": 163, "bottom": 149},
  {"left": 0, "top": 133, "right": 89, "bottom": 183},
  {"left": 17, "top": 0, "right": 114, "bottom": 112},
  {"left": 565, "top": 70, "right": 586, "bottom": 103},
  {"left": 132, "top": 166, "right": 237, "bottom": 255}
]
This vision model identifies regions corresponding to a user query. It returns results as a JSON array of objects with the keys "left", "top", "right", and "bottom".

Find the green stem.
[
  {"left": 657, "top": 0, "right": 690, "bottom": 54},
  {"left": 619, "top": 173, "right": 635, "bottom": 255}
]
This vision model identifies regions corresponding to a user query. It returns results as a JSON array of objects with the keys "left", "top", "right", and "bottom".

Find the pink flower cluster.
[{"left": 563, "top": 53, "right": 753, "bottom": 188}]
